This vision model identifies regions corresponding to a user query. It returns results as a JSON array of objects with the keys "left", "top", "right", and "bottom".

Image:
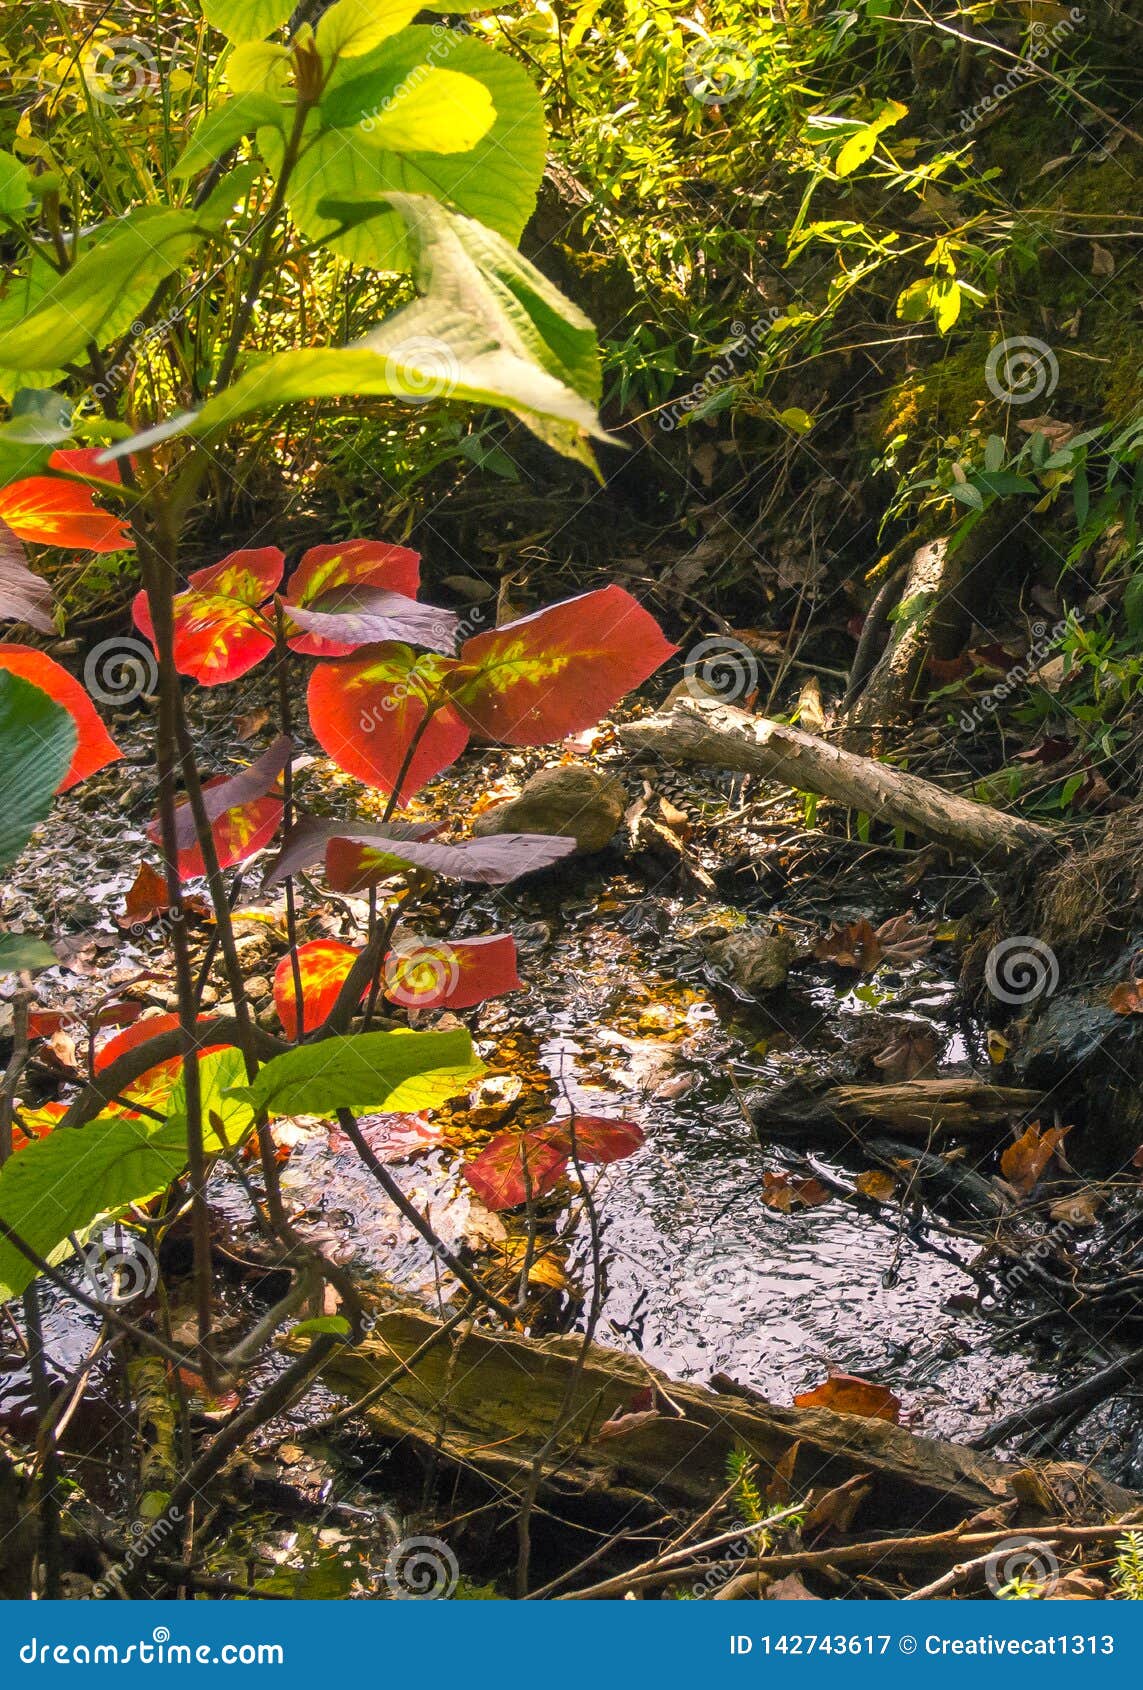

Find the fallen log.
[
  {"left": 620, "top": 696, "right": 1055, "bottom": 863},
  {"left": 297, "top": 1307, "right": 1129, "bottom": 1532},
  {"left": 818, "top": 1079, "right": 1043, "bottom": 1137},
  {"left": 752, "top": 1076, "right": 1043, "bottom": 1141}
]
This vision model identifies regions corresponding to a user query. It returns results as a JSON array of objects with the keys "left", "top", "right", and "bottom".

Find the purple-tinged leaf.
[
  {"left": 0, "top": 524, "right": 52, "bottom": 633},
  {"left": 325, "top": 829, "right": 576, "bottom": 891},
  {"left": 283, "top": 589, "right": 457, "bottom": 652},
  {"left": 170, "top": 735, "right": 292, "bottom": 851},
  {"left": 264, "top": 813, "right": 443, "bottom": 886}
]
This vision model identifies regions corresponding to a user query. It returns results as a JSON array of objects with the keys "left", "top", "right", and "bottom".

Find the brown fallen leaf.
[
  {"left": 813, "top": 914, "right": 935, "bottom": 974},
  {"left": 234, "top": 707, "right": 273, "bottom": 740},
  {"left": 1044, "top": 1570, "right": 1106, "bottom": 1600},
  {"left": 762, "top": 1171, "right": 832, "bottom": 1212},
  {"left": 794, "top": 1373, "right": 901, "bottom": 1423},
  {"left": 813, "top": 917, "right": 882, "bottom": 972},
  {"left": 856, "top": 1169, "right": 897, "bottom": 1202},
  {"left": 1049, "top": 1188, "right": 1102, "bottom": 1227},
  {"left": 872, "top": 1025, "right": 938, "bottom": 1079},
  {"left": 1000, "top": 1123, "right": 1071, "bottom": 1194},
  {"left": 764, "top": 1574, "right": 820, "bottom": 1600}
]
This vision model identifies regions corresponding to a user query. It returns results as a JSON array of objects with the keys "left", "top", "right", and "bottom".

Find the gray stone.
[
  {"left": 704, "top": 927, "right": 794, "bottom": 995},
  {"left": 472, "top": 762, "right": 625, "bottom": 855}
]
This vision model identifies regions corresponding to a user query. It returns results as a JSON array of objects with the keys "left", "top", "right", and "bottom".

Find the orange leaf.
[
  {"left": 762, "top": 1171, "right": 833, "bottom": 1211},
  {"left": 1110, "top": 979, "right": 1143, "bottom": 1015},
  {"left": 855, "top": 1169, "right": 897, "bottom": 1201},
  {"left": 273, "top": 940, "right": 361, "bottom": 1040},
  {"left": 0, "top": 451, "right": 132, "bottom": 552},
  {"left": 793, "top": 1373, "right": 901, "bottom": 1422},
  {"left": 1000, "top": 1123, "right": 1070, "bottom": 1194}
]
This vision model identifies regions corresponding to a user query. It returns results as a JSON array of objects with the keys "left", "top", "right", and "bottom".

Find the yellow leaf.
[
  {"left": 315, "top": 0, "right": 422, "bottom": 60},
  {"left": 355, "top": 68, "right": 496, "bottom": 155},
  {"left": 227, "top": 40, "right": 291, "bottom": 94},
  {"left": 778, "top": 406, "right": 814, "bottom": 434}
]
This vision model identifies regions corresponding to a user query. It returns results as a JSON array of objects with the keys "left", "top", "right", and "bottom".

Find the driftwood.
[
  {"left": 808, "top": 1078, "right": 1044, "bottom": 1137},
  {"left": 298, "top": 1307, "right": 1130, "bottom": 1532},
  {"left": 620, "top": 697, "right": 1054, "bottom": 863}
]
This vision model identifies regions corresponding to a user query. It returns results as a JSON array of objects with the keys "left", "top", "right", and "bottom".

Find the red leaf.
[
  {"left": 133, "top": 548, "right": 283, "bottom": 686},
  {"left": 119, "top": 860, "right": 170, "bottom": 927},
  {"left": 0, "top": 451, "right": 132, "bottom": 551},
  {"left": 793, "top": 1374, "right": 901, "bottom": 1422},
  {"left": 0, "top": 644, "right": 121, "bottom": 789},
  {"left": 283, "top": 540, "right": 422, "bottom": 656},
  {"left": 463, "top": 1127, "right": 569, "bottom": 1210},
  {"left": 148, "top": 787, "right": 283, "bottom": 878},
  {"left": 95, "top": 1012, "right": 232, "bottom": 1107},
  {"left": 273, "top": 940, "right": 361, "bottom": 1039},
  {"left": 554, "top": 1115, "right": 644, "bottom": 1165},
  {"left": 306, "top": 643, "right": 469, "bottom": 800},
  {"left": 382, "top": 933, "right": 521, "bottom": 1011},
  {"left": 324, "top": 830, "right": 574, "bottom": 892},
  {"left": 450, "top": 586, "right": 677, "bottom": 745}
]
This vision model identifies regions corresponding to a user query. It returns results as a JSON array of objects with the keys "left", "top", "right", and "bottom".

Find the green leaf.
[
  {"left": 291, "top": 1315, "right": 351, "bottom": 1337},
  {"left": 202, "top": 0, "right": 295, "bottom": 41},
  {"left": 166, "top": 1048, "right": 255, "bottom": 1151},
  {"left": 0, "top": 1112, "right": 187, "bottom": 1301},
  {"left": 335, "top": 67, "right": 495, "bottom": 154},
  {"left": 0, "top": 671, "right": 76, "bottom": 872},
  {"left": 1124, "top": 572, "right": 1143, "bottom": 637},
  {"left": 951, "top": 480, "right": 984, "bottom": 510},
  {"left": 109, "top": 195, "right": 609, "bottom": 468},
  {"left": 270, "top": 26, "right": 545, "bottom": 267},
  {"left": 0, "top": 210, "right": 213, "bottom": 371},
  {"left": 173, "top": 93, "right": 285, "bottom": 176},
  {"left": 984, "top": 434, "right": 1005, "bottom": 473},
  {"left": 315, "top": 0, "right": 422, "bottom": 58},
  {"left": 0, "top": 933, "right": 57, "bottom": 975},
  {"left": 227, "top": 1027, "right": 481, "bottom": 1119},
  {"left": 972, "top": 471, "right": 1036, "bottom": 496},
  {"left": 0, "top": 151, "right": 32, "bottom": 220}
]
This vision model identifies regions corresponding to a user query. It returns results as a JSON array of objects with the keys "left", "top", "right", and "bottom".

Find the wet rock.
[
  {"left": 704, "top": 926, "right": 794, "bottom": 995},
  {"left": 472, "top": 762, "right": 625, "bottom": 855}
]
